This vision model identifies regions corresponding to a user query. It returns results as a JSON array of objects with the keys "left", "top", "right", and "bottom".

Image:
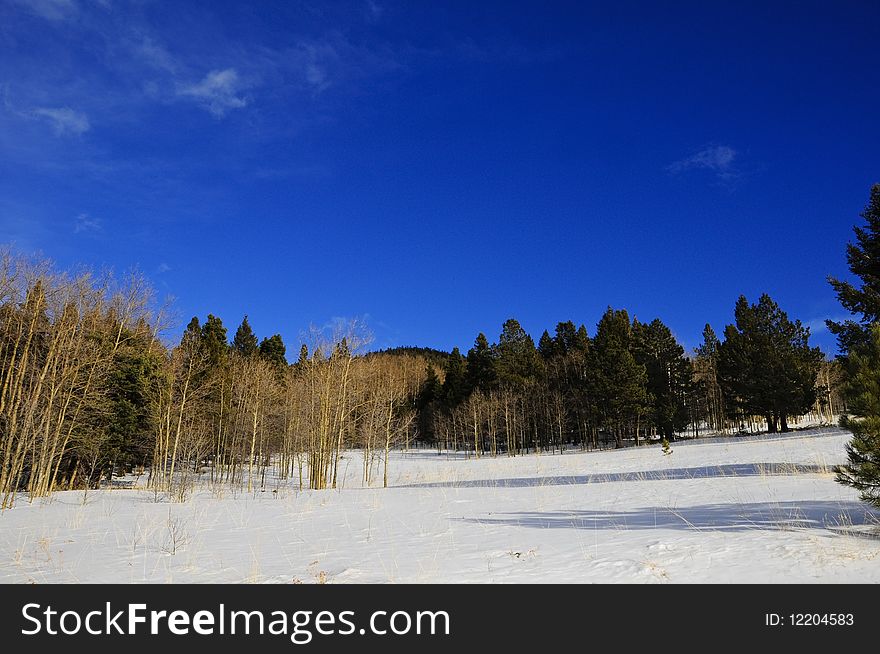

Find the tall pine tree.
[
  {"left": 441, "top": 347, "right": 469, "bottom": 407},
  {"left": 466, "top": 332, "right": 497, "bottom": 392},
  {"left": 632, "top": 318, "right": 693, "bottom": 440},
  {"left": 495, "top": 318, "right": 539, "bottom": 389},
  {"left": 259, "top": 334, "right": 288, "bottom": 368},
  {"left": 827, "top": 184, "right": 880, "bottom": 356},
  {"left": 718, "top": 294, "right": 823, "bottom": 432},
  {"left": 232, "top": 315, "right": 259, "bottom": 357},
  {"left": 829, "top": 184, "right": 880, "bottom": 506},
  {"left": 835, "top": 324, "right": 880, "bottom": 507},
  {"left": 592, "top": 308, "right": 650, "bottom": 447},
  {"left": 693, "top": 324, "right": 725, "bottom": 432}
]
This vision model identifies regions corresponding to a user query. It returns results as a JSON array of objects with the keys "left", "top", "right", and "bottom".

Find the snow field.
[{"left": 0, "top": 427, "right": 877, "bottom": 583}]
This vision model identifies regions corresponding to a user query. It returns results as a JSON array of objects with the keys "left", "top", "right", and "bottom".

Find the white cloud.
[
  {"left": 805, "top": 315, "right": 850, "bottom": 335},
  {"left": 133, "top": 36, "right": 177, "bottom": 74},
  {"left": 11, "top": 0, "right": 78, "bottom": 22},
  {"left": 157, "top": 262, "right": 171, "bottom": 274},
  {"left": 32, "top": 107, "right": 90, "bottom": 135},
  {"left": 74, "top": 212, "right": 101, "bottom": 233},
  {"left": 177, "top": 68, "right": 248, "bottom": 117},
  {"left": 668, "top": 145, "right": 738, "bottom": 180}
]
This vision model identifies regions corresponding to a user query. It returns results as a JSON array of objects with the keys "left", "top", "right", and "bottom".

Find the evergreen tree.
[
  {"left": 104, "top": 328, "right": 162, "bottom": 473},
  {"left": 297, "top": 344, "right": 309, "bottom": 366},
  {"left": 592, "top": 308, "right": 650, "bottom": 447},
  {"left": 466, "top": 332, "right": 497, "bottom": 392},
  {"left": 200, "top": 314, "right": 229, "bottom": 370},
  {"left": 441, "top": 347, "right": 469, "bottom": 406},
  {"left": 718, "top": 294, "right": 823, "bottom": 432},
  {"left": 495, "top": 318, "right": 539, "bottom": 388},
  {"left": 827, "top": 184, "right": 880, "bottom": 355},
  {"left": 232, "top": 315, "right": 259, "bottom": 357},
  {"left": 259, "top": 334, "right": 288, "bottom": 367},
  {"left": 416, "top": 365, "right": 442, "bottom": 444},
  {"left": 538, "top": 330, "right": 555, "bottom": 360},
  {"left": 632, "top": 318, "right": 693, "bottom": 440},
  {"left": 184, "top": 316, "right": 201, "bottom": 341},
  {"left": 835, "top": 324, "right": 880, "bottom": 507},
  {"left": 693, "top": 323, "right": 725, "bottom": 432},
  {"left": 574, "top": 324, "right": 590, "bottom": 352},
  {"left": 553, "top": 320, "right": 580, "bottom": 355}
]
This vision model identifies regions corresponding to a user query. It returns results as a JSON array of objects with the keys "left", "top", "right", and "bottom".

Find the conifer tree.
[
  {"left": 827, "top": 184, "right": 880, "bottom": 355},
  {"left": 718, "top": 294, "right": 823, "bottom": 432},
  {"left": 441, "top": 347, "right": 468, "bottom": 406},
  {"left": 496, "top": 318, "right": 539, "bottom": 389},
  {"left": 592, "top": 308, "right": 650, "bottom": 447},
  {"left": 259, "top": 334, "right": 288, "bottom": 368},
  {"left": 466, "top": 332, "right": 497, "bottom": 392},
  {"left": 835, "top": 324, "right": 880, "bottom": 507},
  {"left": 297, "top": 344, "right": 309, "bottom": 367},
  {"left": 632, "top": 318, "right": 693, "bottom": 440},
  {"left": 553, "top": 321, "right": 580, "bottom": 354},
  {"left": 417, "top": 364, "right": 442, "bottom": 444},
  {"left": 694, "top": 324, "right": 725, "bottom": 432},
  {"left": 232, "top": 315, "right": 259, "bottom": 357},
  {"left": 200, "top": 314, "right": 229, "bottom": 369},
  {"left": 538, "top": 330, "right": 555, "bottom": 360},
  {"left": 828, "top": 184, "right": 880, "bottom": 506}
]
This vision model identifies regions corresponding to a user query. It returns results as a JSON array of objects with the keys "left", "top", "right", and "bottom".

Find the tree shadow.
[
  {"left": 402, "top": 463, "right": 830, "bottom": 489},
  {"left": 455, "top": 500, "right": 880, "bottom": 534}
]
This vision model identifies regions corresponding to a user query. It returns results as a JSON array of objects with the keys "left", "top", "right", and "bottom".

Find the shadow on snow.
[
  {"left": 455, "top": 500, "right": 880, "bottom": 534},
  {"left": 402, "top": 463, "right": 830, "bottom": 489}
]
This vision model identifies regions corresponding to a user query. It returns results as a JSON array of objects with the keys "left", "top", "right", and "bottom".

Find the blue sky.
[{"left": 1, "top": 0, "right": 878, "bottom": 355}]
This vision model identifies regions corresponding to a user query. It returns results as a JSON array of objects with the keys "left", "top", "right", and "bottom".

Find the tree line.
[
  {"left": 12, "top": 184, "right": 880, "bottom": 508},
  {"left": 415, "top": 298, "right": 834, "bottom": 457},
  {"left": 0, "top": 254, "right": 426, "bottom": 506}
]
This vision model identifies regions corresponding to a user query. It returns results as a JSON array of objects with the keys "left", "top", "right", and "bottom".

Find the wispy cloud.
[
  {"left": 32, "top": 106, "right": 90, "bottom": 135},
  {"left": 131, "top": 36, "right": 177, "bottom": 74},
  {"left": 157, "top": 262, "right": 171, "bottom": 274},
  {"left": 177, "top": 68, "right": 249, "bottom": 117},
  {"left": 805, "top": 315, "right": 850, "bottom": 335},
  {"left": 11, "top": 0, "right": 78, "bottom": 22},
  {"left": 668, "top": 145, "right": 738, "bottom": 181},
  {"left": 74, "top": 212, "right": 101, "bottom": 233}
]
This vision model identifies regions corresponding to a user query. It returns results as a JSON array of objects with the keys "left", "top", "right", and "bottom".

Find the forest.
[
  {"left": 0, "top": 249, "right": 839, "bottom": 509},
  {"left": 1, "top": 184, "right": 879, "bottom": 509}
]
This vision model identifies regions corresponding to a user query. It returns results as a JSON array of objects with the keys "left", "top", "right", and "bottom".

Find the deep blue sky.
[{"left": 1, "top": 1, "right": 878, "bottom": 355}]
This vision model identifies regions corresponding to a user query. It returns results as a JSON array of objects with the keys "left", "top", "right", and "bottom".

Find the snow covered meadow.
[{"left": 1, "top": 427, "right": 877, "bottom": 584}]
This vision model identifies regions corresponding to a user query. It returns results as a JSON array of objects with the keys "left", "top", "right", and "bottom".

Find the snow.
[{"left": 1, "top": 427, "right": 878, "bottom": 583}]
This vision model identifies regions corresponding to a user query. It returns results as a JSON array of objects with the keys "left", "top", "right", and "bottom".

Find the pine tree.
[
  {"left": 466, "top": 332, "right": 497, "bottom": 392},
  {"left": 694, "top": 324, "right": 725, "bottom": 432},
  {"left": 184, "top": 316, "right": 201, "bottom": 340},
  {"left": 538, "top": 330, "right": 555, "bottom": 360},
  {"left": 297, "top": 344, "right": 309, "bottom": 366},
  {"left": 441, "top": 347, "right": 468, "bottom": 406},
  {"left": 496, "top": 318, "right": 539, "bottom": 389},
  {"left": 232, "top": 315, "right": 259, "bottom": 357},
  {"left": 835, "top": 324, "right": 880, "bottom": 507},
  {"left": 553, "top": 321, "right": 580, "bottom": 354},
  {"left": 200, "top": 314, "right": 229, "bottom": 369},
  {"left": 827, "top": 184, "right": 880, "bottom": 355},
  {"left": 592, "top": 308, "right": 650, "bottom": 447},
  {"left": 718, "top": 294, "right": 823, "bottom": 432},
  {"left": 417, "top": 364, "right": 442, "bottom": 444},
  {"left": 632, "top": 318, "right": 693, "bottom": 440},
  {"left": 259, "top": 334, "right": 288, "bottom": 367}
]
